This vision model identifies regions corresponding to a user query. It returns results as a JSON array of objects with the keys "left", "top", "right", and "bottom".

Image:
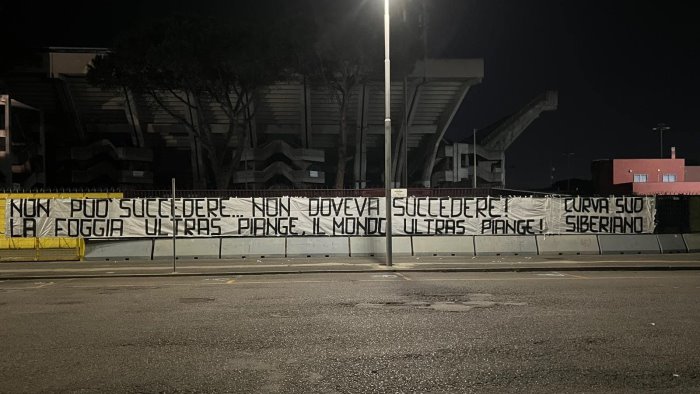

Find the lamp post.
[
  {"left": 652, "top": 123, "right": 670, "bottom": 158},
  {"left": 472, "top": 128, "right": 477, "bottom": 188},
  {"left": 384, "top": 0, "right": 393, "bottom": 266}
]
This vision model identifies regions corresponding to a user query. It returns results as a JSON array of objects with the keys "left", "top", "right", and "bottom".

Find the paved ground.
[
  {"left": 0, "top": 253, "right": 699, "bottom": 279},
  {"left": 1, "top": 271, "right": 699, "bottom": 392}
]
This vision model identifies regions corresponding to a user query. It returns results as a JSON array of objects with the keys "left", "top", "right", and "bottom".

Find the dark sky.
[{"left": 3, "top": 0, "right": 699, "bottom": 189}]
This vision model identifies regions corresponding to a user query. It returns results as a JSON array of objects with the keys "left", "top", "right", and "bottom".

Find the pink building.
[{"left": 592, "top": 147, "right": 700, "bottom": 195}]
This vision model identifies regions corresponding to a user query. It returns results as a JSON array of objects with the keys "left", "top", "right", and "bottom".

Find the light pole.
[
  {"left": 652, "top": 123, "right": 670, "bottom": 158},
  {"left": 384, "top": 0, "right": 393, "bottom": 266},
  {"left": 472, "top": 128, "right": 477, "bottom": 188}
]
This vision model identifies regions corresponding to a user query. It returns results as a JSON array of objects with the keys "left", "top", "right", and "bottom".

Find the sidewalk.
[{"left": 1, "top": 253, "right": 699, "bottom": 280}]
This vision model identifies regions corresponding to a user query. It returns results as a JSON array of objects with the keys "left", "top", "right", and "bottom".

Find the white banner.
[{"left": 5, "top": 196, "right": 656, "bottom": 238}]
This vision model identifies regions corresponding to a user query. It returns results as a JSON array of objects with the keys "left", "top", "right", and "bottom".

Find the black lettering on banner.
[
  {"left": 481, "top": 219, "right": 535, "bottom": 235},
  {"left": 25, "top": 218, "right": 36, "bottom": 237},
  {"left": 9, "top": 218, "right": 37, "bottom": 237},
  {"left": 236, "top": 217, "right": 300, "bottom": 236},
  {"left": 289, "top": 217, "right": 300, "bottom": 235},
  {"left": 311, "top": 217, "right": 325, "bottom": 235},
  {"left": 332, "top": 217, "right": 384, "bottom": 235},
  {"left": 368, "top": 198, "right": 380, "bottom": 216},
  {"left": 614, "top": 197, "right": 644, "bottom": 214},
  {"left": 211, "top": 218, "right": 222, "bottom": 235},
  {"left": 184, "top": 218, "right": 197, "bottom": 235},
  {"left": 158, "top": 199, "right": 170, "bottom": 217},
  {"left": 427, "top": 197, "right": 440, "bottom": 217},
  {"left": 564, "top": 215, "right": 643, "bottom": 233},
  {"left": 69, "top": 199, "right": 110, "bottom": 218},
  {"left": 119, "top": 199, "right": 131, "bottom": 217},
  {"left": 450, "top": 198, "right": 463, "bottom": 218},
  {"left": 475, "top": 198, "right": 489, "bottom": 218},
  {"left": 565, "top": 197, "right": 610, "bottom": 214},
  {"left": 172, "top": 218, "right": 224, "bottom": 235},
  {"left": 332, "top": 218, "right": 343, "bottom": 235},
  {"left": 10, "top": 199, "right": 51, "bottom": 218},
  {"left": 252, "top": 197, "right": 291, "bottom": 217},
  {"left": 429, "top": 219, "right": 465, "bottom": 235},
  {"left": 488, "top": 198, "right": 500, "bottom": 218},
  {"left": 402, "top": 218, "right": 424, "bottom": 235},
  {"left": 425, "top": 218, "right": 434, "bottom": 233},
  {"left": 219, "top": 199, "right": 232, "bottom": 217},
  {"left": 7, "top": 196, "right": 650, "bottom": 238},
  {"left": 206, "top": 199, "right": 223, "bottom": 217},
  {"left": 238, "top": 218, "right": 250, "bottom": 235},
  {"left": 308, "top": 197, "right": 380, "bottom": 218},
  {"left": 120, "top": 199, "right": 167, "bottom": 218},
  {"left": 308, "top": 198, "right": 319, "bottom": 217},
  {"left": 145, "top": 219, "right": 166, "bottom": 236},
  {"left": 110, "top": 220, "right": 124, "bottom": 237},
  {"left": 54, "top": 218, "right": 123, "bottom": 237},
  {"left": 181, "top": 199, "right": 209, "bottom": 218},
  {"left": 392, "top": 197, "right": 406, "bottom": 216}
]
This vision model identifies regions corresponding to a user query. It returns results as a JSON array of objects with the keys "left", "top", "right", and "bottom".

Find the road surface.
[{"left": 1, "top": 271, "right": 699, "bottom": 392}]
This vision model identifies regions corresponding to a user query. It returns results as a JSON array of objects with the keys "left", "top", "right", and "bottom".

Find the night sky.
[{"left": 3, "top": 0, "right": 699, "bottom": 189}]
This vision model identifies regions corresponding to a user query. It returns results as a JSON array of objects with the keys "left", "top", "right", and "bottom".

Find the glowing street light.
[{"left": 384, "top": 0, "right": 393, "bottom": 266}]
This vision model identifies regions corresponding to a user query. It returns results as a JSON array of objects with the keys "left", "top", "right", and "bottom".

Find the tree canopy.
[
  {"left": 88, "top": 1, "right": 425, "bottom": 189},
  {"left": 89, "top": 14, "right": 295, "bottom": 188}
]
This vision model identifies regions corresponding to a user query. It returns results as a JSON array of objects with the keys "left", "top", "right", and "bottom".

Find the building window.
[
  {"left": 633, "top": 174, "right": 647, "bottom": 183},
  {"left": 460, "top": 154, "right": 468, "bottom": 168},
  {"left": 662, "top": 174, "right": 676, "bottom": 183}
]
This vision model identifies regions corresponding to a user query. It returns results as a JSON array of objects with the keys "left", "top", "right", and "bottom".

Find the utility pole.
[
  {"left": 384, "top": 0, "right": 392, "bottom": 266},
  {"left": 652, "top": 123, "right": 670, "bottom": 158},
  {"left": 472, "top": 128, "right": 477, "bottom": 188}
]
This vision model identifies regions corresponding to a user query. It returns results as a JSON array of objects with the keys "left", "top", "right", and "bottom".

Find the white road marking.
[{"left": 395, "top": 272, "right": 412, "bottom": 281}]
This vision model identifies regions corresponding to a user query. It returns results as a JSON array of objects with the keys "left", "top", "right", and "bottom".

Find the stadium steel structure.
[{"left": 1, "top": 48, "right": 557, "bottom": 190}]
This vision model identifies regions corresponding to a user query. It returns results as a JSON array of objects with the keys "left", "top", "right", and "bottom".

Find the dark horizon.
[{"left": 3, "top": 0, "right": 698, "bottom": 189}]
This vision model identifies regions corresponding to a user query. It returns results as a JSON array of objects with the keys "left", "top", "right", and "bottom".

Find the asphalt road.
[{"left": 1, "top": 271, "right": 699, "bottom": 393}]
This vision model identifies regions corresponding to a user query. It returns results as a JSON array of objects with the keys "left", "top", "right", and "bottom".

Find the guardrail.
[{"left": 83, "top": 234, "right": 695, "bottom": 261}]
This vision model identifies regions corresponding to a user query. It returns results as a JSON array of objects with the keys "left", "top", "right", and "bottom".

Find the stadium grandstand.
[{"left": 1, "top": 47, "right": 556, "bottom": 190}]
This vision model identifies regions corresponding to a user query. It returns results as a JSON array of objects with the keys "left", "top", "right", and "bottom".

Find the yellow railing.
[{"left": 0, "top": 192, "right": 123, "bottom": 261}]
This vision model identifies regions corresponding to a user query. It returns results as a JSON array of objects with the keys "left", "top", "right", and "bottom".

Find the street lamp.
[
  {"left": 384, "top": 0, "right": 393, "bottom": 266},
  {"left": 652, "top": 123, "right": 670, "bottom": 158}
]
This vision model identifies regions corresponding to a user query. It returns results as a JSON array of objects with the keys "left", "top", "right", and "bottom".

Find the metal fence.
[
  {"left": 123, "top": 187, "right": 558, "bottom": 199},
  {"left": 655, "top": 195, "right": 700, "bottom": 233}
]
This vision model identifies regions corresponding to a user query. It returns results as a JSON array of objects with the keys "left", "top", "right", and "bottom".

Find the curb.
[{"left": 2, "top": 264, "right": 700, "bottom": 281}]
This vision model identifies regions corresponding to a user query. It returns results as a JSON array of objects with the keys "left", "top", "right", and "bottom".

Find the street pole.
[
  {"left": 384, "top": 0, "right": 393, "bottom": 266},
  {"left": 171, "top": 177, "right": 176, "bottom": 273},
  {"left": 472, "top": 128, "right": 477, "bottom": 188},
  {"left": 652, "top": 123, "right": 670, "bottom": 158}
]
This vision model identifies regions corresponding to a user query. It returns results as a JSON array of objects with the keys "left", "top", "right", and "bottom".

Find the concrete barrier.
[
  {"left": 656, "top": 234, "right": 687, "bottom": 254},
  {"left": 84, "top": 239, "right": 153, "bottom": 261},
  {"left": 474, "top": 236, "right": 538, "bottom": 256},
  {"left": 597, "top": 234, "right": 660, "bottom": 254},
  {"left": 412, "top": 236, "right": 474, "bottom": 256},
  {"left": 287, "top": 237, "right": 350, "bottom": 257},
  {"left": 536, "top": 235, "right": 600, "bottom": 255},
  {"left": 220, "top": 237, "right": 286, "bottom": 258},
  {"left": 153, "top": 238, "right": 220, "bottom": 260},
  {"left": 682, "top": 233, "right": 700, "bottom": 253},
  {"left": 349, "top": 237, "right": 412, "bottom": 256}
]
